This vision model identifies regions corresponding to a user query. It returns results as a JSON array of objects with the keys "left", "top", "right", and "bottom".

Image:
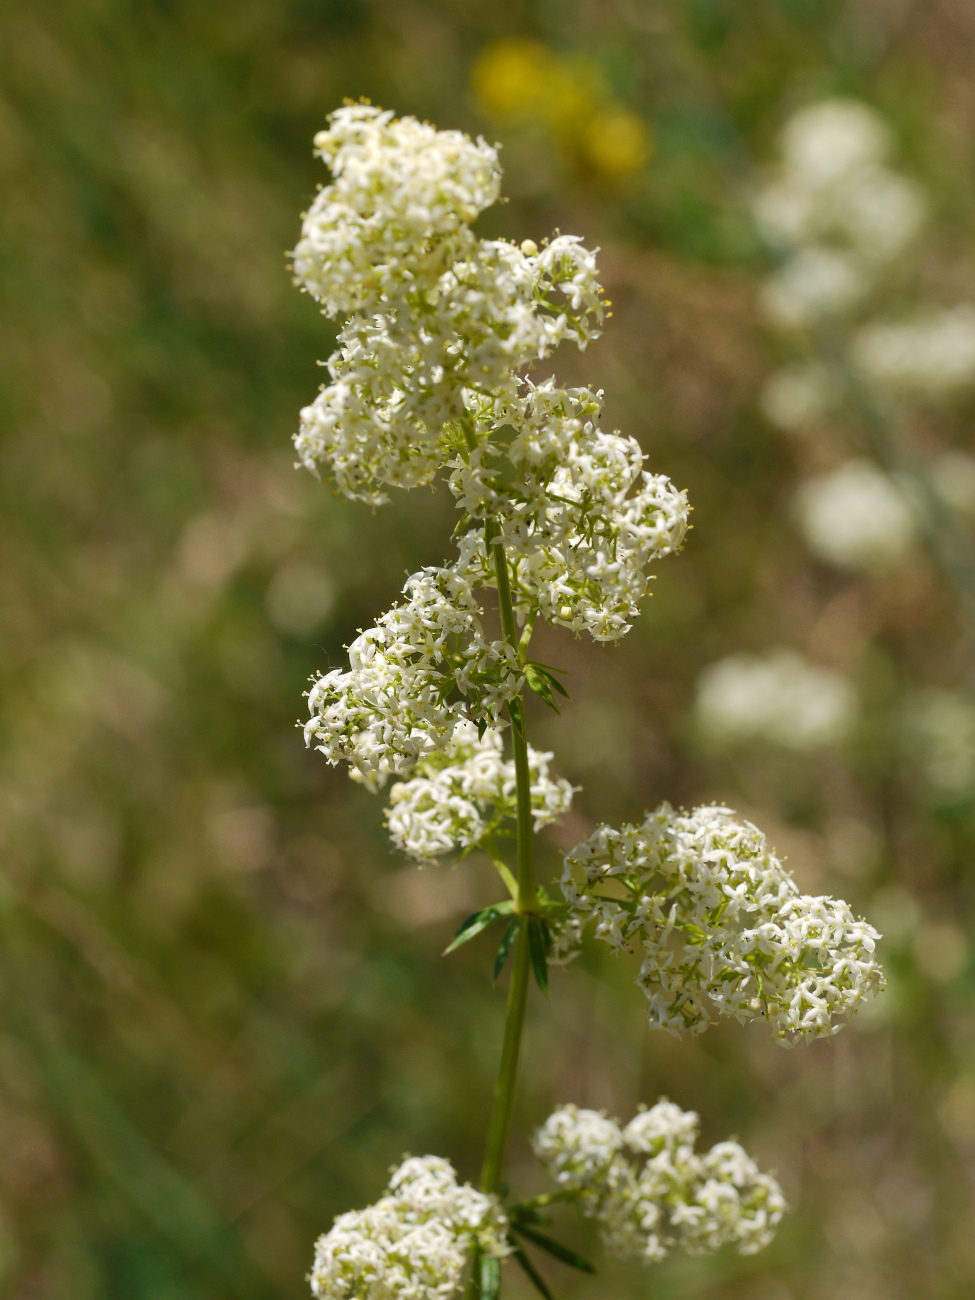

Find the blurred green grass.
[{"left": 2, "top": 2, "right": 975, "bottom": 1297}]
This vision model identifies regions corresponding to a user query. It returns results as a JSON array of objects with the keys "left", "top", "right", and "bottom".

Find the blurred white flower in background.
[
  {"left": 852, "top": 307, "right": 975, "bottom": 398},
  {"left": 760, "top": 247, "right": 869, "bottom": 328},
  {"left": 694, "top": 649, "right": 856, "bottom": 751},
  {"left": 755, "top": 98, "right": 926, "bottom": 330},
  {"left": 792, "top": 459, "right": 916, "bottom": 572},
  {"left": 776, "top": 98, "right": 891, "bottom": 189},
  {"left": 903, "top": 689, "right": 975, "bottom": 802},
  {"left": 759, "top": 359, "right": 839, "bottom": 432}
]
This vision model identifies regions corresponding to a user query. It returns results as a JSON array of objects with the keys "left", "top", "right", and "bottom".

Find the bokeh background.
[{"left": 3, "top": 1, "right": 975, "bottom": 1297}]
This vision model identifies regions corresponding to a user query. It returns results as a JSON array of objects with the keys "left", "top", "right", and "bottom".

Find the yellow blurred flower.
[
  {"left": 583, "top": 106, "right": 652, "bottom": 180},
  {"left": 470, "top": 39, "right": 557, "bottom": 121},
  {"left": 470, "top": 38, "right": 651, "bottom": 183}
]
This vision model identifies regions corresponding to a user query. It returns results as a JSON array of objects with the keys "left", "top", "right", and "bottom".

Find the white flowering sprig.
[
  {"left": 292, "top": 104, "right": 883, "bottom": 1300},
  {"left": 386, "top": 721, "right": 575, "bottom": 864},
  {"left": 311, "top": 1156, "right": 509, "bottom": 1300},
  {"left": 527, "top": 1102, "right": 786, "bottom": 1262},
  {"left": 561, "top": 804, "right": 883, "bottom": 1042}
]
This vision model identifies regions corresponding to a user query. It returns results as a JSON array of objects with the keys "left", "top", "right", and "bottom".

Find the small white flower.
[
  {"left": 754, "top": 99, "right": 924, "bottom": 262},
  {"left": 533, "top": 1102, "right": 786, "bottom": 1263},
  {"left": 793, "top": 459, "right": 917, "bottom": 572}
]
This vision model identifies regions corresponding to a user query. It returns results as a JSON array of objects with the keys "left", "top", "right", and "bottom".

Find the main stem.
[{"left": 480, "top": 527, "right": 538, "bottom": 1196}]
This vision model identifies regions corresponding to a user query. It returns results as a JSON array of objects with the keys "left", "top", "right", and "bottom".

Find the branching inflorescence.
[{"left": 290, "top": 103, "right": 884, "bottom": 1299}]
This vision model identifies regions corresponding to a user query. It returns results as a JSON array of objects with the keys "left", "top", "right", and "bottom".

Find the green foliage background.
[{"left": 2, "top": 2, "right": 975, "bottom": 1297}]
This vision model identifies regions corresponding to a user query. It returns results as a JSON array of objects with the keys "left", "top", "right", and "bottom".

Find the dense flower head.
[
  {"left": 694, "top": 649, "right": 856, "bottom": 751},
  {"left": 533, "top": 1102, "right": 786, "bottom": 1263},
  {"left": 793, "top": 459, "right": 917, "bottom": 572},
  {"left": 560, "top": 804, "right": 883, "bottom": 1042},
  {"left": 449, "top": 379, "right": 690, "bottom": 641},
  {"left": 310, "top": 1154, "right": 508, "bottom": 1300},
  {"left": 292, "top": 105, "right": 606, "bottom": 505},
  {"left": 386, "top": 720, "right": 575, "bottom": 860},
  {"left": 304, "top": 562, "right": 523, "bottom": 789},
  {"left": 294, "top": 104, "right": 501, "bottom": 316},
  {"left": 295, "top": 235, "right": 605, "bottom": 504}
]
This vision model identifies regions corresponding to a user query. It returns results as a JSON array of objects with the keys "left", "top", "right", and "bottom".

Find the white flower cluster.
[
  {"left": 386, "top": 720, "right": 575, "bottom": 861},
  {"left": 694, "top": 649, "right": 856, "bottom": 751},
  {"left": 533, "top": 1102, "right": 785, "bottom": 1263},
  {"left": 792, "top": 459, "right": 916, "bottom": 572},
  {"left": 293, "top": 105, "right": 604, "bottom": 505},
  {"left": 450, "top": 379, "right": 689, "bottom": 641},
  {"left": 757, "top": 98, "right": 975, "bottom": 495},
  {"left": 560, "top": 804, "right": 883, "bottom": 1042},
  {"left": 297, "top": 106, "right": 690, "bottom": 788},
  {"left": 755, "top": 99, "right": 925, "bottom": 329},
  {"left": 305, "top": 563, "right": 522, "bottom": 789},
  {"left": 310, "top": 1155, "right": 508, "bottom": 1300},
  {"left": 903, "top": 689, "right": 975, "bottom": 803},
  {"left": 852, "top": 306, "right": 975, "bottom": 397}
]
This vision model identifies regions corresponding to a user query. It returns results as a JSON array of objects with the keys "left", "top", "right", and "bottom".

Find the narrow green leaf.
[
  {"left": 524, "top": 664, "right": 561, "bottom": 714},
  {"left": 443, "top": 902, "right": 515, "bottom": 955},
  {"left": 479, "top": 1253, "right": 501, "bottom": 1300},
  {"left": 509, "top": 1240, "right": 554, "bottom": 1300},
  {"left": 507, "top": 698, "right": 526, "bottom": 738},
  {"left": 513, "top": 1225, "right": 596, "bottom": 1274},
  {"left": 527, "top": 917, "right": 550, "bottom": 994},
  {"left": 528, "top": 661, "right": 570, "bottom": 698},
  {"left": 510, "top": 1205, "right": 550, "bottom": 1226},
  {"left": 493, "top": 917, "right": 521, "bottom": 983}
]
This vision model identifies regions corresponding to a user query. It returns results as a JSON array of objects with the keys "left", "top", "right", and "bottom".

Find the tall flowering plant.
[{"left": 290, "top": 105, "right": 884, "bottom": 1299}]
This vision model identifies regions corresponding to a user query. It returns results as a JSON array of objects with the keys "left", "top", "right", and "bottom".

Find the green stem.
[
  {"left": 479, "top": 531, "right": 538, "bottom": 1197},
  {"left": 480, "top": 926, "right": 532, "bottom": 1194}
]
